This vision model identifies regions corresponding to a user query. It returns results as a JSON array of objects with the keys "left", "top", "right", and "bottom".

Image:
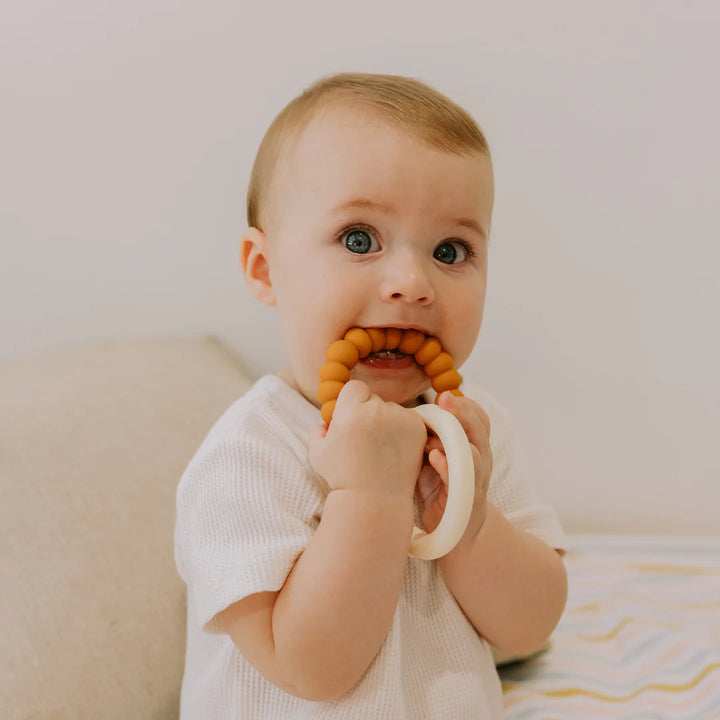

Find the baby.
[{"left": 175, "top": 72, "right": 568, "bottom": 719}]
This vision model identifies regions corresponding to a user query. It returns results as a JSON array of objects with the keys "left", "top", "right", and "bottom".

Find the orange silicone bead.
[
  {"left": 384, "top": 328, "right": 403, "bottom": 350},
  {"left": 326, "top": 339, "right": 360, "bottom": 368},
  {"left": 415, "top": 337, "right": 442, "bottom": 366},
  {"left": 366, "top": 328, "right": 386, "bottom": 353},
  {"left": 320, "top": 399, "right": 337, "bottom": 424},
  {"left": 344, "top": 328, "right": 372, "bottom": 358},
  {"left": 319, "top": 361, "right": 351, "bottom": 383},
  {"left": 319, "top": 327, "right": 464, "bottom": 424},
  {"left": 423, "top": 351, "right": 454, "bottom": 377},
  {"left": 431, "top": 368, "right": 463, "bottom": 393},
  {"left": 318, "top": 380, "right": 345, "bottom": 404},
  {"left": 398, "top": 329, "right": 426, "bottom": 355}
]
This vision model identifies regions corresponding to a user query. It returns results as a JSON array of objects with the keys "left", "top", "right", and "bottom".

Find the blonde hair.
[{"left": 246, "top": 72, "right": 490, "bottom": 231}]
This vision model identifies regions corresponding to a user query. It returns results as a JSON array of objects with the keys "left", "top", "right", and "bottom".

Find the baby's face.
[{"left": 259, "top": 100, "right": 494, "bottom": 408}]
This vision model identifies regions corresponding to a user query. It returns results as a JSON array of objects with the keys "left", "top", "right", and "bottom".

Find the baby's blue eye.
[
  {"left": 434, "top": 241, "right": 468, "bottom": 265},
  {"left": 343, "top": 229, "right": 379, "bottom": 254}
]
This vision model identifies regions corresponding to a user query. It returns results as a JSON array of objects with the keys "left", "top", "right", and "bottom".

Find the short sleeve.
[
  {"left": 467, "top": 385, "right": 567, "bottom": 553},
  {"left": 174, "top": 422, "right": 323, "bottom": 633}
]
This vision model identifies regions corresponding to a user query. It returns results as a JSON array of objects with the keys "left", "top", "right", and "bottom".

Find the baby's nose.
[{"left": 380, "top": 254, "right": 434, "bottom": 305}]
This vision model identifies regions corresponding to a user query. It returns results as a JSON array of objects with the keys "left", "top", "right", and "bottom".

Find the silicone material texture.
[
  {"left": 318, "top": 327, "right": 463, "bottom": 425},
  {"left": 409, "top": 404, "right": 475, "bottom": 559},
  {"left": 317, "top": 327, "right": 474, "bottom": 559}
]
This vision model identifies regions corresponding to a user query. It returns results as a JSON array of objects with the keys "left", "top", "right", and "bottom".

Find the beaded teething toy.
[
  {"left": 318, "top": 327, "right": 463, "bottom": 425},
  {"left": 317, "top": 328, "right": 474, "bottom": 560}
]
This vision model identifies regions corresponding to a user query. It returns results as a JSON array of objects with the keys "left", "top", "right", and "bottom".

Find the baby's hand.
[
  {"left": 417, "top": 392, "right": 492, "bottom": 543},
  {"left": 308, "top": 380, "right": 428, "bottom": 502}
]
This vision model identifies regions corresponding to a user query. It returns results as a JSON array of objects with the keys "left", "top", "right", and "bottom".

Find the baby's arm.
[
  {"left": 442, "top": 503, "right": 567, "bottom": 654},
  {"left": 218, "top": 381, "right": 427, "bottom": 701},
  {"left": 431, "top": 393, "right": 567, "bottom": 656}
]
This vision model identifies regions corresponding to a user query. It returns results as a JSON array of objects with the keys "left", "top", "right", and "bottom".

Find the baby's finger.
[
  {"left": 470, "top": 443, "right": 492, "bottom": 496},
  {"left": 445, "top": 392, "right": 490, "bottom": 437},
  {"left": 437, "top": 392, "right": 490, "bottom": 449},
  {"left": 424, "top": 435, "right": 444, "bottom": 455},
  {"left": 332, "top": 379, "right": 371, "bottom": 420},
  {"left": 428, "top": 448, "right": 449, "bottom": 486},
  {"left": 417, "top": 464, "right": 442, "bottom": 504}
]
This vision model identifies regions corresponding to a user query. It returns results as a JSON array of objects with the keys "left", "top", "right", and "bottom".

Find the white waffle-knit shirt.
[{"left": 175, "top": 375, "right": 566, "bottom": 719}]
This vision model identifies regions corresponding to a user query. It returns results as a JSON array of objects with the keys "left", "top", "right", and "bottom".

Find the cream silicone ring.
[
  {"left": 409, "top": 403, "right": 475, "bottom": 559},
  {"left": 317, "top": 327, "right": 474, "bottom": 560}
]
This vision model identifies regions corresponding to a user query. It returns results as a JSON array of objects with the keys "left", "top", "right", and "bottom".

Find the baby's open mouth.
[
  {"left": 360, "top": 349, "right": 416, "bottom": 369},
  {"left": 355, "top": 327, "right": 430, "bottom": 369},
  {"left": 359, "top": 333, "right": 419, "bottom": 369},
  {"left": 318, "top": 326, "right": 463, "bottom": 423}
]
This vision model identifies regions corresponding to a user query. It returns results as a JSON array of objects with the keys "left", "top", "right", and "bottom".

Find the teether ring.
[
  {"left": 411, "top": 403, "right": 475, "bottom": 559},
  {"left": 317, "top": 328, "right": 474, "bottom": 559}
]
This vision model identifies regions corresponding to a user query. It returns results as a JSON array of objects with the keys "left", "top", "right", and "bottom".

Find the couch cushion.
[{"left": 0, "top": 337, "right": 252, "bottom": 719}]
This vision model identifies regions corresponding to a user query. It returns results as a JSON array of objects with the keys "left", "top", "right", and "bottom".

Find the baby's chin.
[
  {"left": 363, "top": 377, "right": 432, "bottom": 408},
  {"left": 290, "top": 364, "right": 431, "bottom": 410}
]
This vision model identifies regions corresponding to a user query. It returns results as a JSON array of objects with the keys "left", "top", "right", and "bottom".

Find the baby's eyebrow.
[
  {"left": 332, "top": 197, "right": 395, "bottom": 215},
  {"left": 333, "top": 197, "right": 486, "bottom": 239},
  {"left": 454, "top": 217, "right": 487, "bottom": 239}
]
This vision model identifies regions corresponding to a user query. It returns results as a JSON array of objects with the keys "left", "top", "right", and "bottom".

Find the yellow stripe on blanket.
[
  {"left": 570, "top": 595, "right": 720, "bottom": 613},
  {"left": 578, "top": 617, "right": 681, "bottom": 641},
  {"left": 629, "top": 563, "right": 720, "bottom": 575},
  {"left": 503, "top": 662, "right": 720, "bottom": 702},
  {"left": 502, "top": 537, "right": 720, "bottom": 719}
]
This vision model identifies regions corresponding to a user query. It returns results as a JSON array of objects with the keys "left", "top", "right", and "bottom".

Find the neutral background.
[{"left": 2, "top": 1, "right": 718, "bottom": 534}]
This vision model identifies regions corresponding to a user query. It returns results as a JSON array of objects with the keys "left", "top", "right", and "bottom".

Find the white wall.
[{"left": 2, "top": 1, "right": 718, "bottom": 534}]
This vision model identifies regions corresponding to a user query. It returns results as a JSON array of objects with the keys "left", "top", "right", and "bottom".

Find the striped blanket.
[{"left": 500, "top": 535, "right": 720, "bottom": 719}]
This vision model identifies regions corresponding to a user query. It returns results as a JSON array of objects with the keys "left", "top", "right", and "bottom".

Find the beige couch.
[{"left": 1, "top": 338, "right": 252, "bottom": 719}]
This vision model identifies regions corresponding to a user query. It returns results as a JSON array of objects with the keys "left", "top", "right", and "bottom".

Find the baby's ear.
[{"left": 240, "top": 227, "right": 276, "bottom": 306}]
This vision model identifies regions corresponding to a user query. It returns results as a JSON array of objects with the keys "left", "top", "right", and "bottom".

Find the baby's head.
[{"left": 241, "top": 72, "right": 494, "bottom": 407}]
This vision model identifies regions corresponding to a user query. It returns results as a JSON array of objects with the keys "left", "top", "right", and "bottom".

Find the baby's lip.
[{"left": 364, "top": 323, "right": 435, "bottom": 337}]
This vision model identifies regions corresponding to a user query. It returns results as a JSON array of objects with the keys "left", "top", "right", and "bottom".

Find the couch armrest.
[{"left": 0, "top": 337, "right": 251, "bottom": 719}]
